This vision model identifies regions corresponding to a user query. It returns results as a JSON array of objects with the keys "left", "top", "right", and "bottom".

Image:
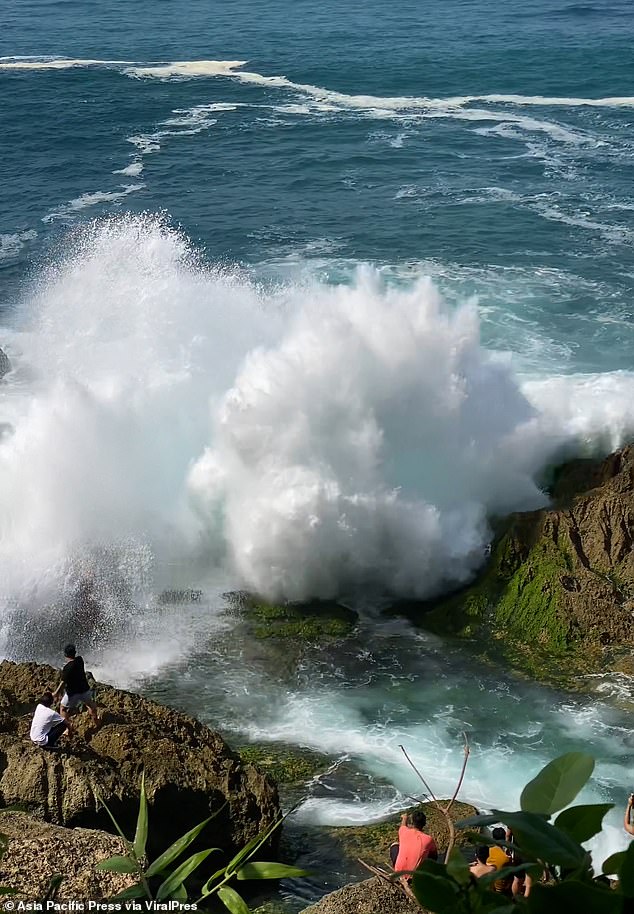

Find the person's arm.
[
  {"left": 624, "top": 795, "right": 634, "bottom": 835},
  {"left": 524, "top": 873, "right": 532, "bottom": 897},
  {"left": 400, "top": 813, "right": 409, "bottom": 827}
]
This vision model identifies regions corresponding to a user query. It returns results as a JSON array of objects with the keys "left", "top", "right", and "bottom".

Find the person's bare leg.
[{"left": 85, "top": 698, "right": 101, "bottom": 727}]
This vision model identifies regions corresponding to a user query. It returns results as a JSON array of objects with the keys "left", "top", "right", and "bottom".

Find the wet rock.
[
  {"left": 0, "top": 660, "right": 280, "bottom": 859},
  {"left": 0, "top": 811, "right": 136, "bottom": 900},
  {"left": 419, "top": 445, "right": 634, "bottom": 662}
]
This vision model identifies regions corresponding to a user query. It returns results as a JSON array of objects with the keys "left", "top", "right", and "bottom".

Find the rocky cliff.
[
  {"left": 421, "top": 445, "right": 634, "bottom": 665},
  {"left": 0, "top": 661, "right": 280, "bottom": 858}
]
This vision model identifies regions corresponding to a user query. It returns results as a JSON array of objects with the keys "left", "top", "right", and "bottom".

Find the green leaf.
[
  {"left": 218, "top": 885, "right": 251, "bottom": 914},
  {"left": 477, "top": 863, "right": 541, "bottom": 889},
  {"left": 133, "top": 771, "right": 149, "bottom": 860},
  {"left": 0, "top": 888, "right": 18, "bottom": 896},
  {"left": 199, "top": 866, "right": 228, "bottom": 896},
  {"left": 156, "top": 849, "right": 214, "bottom": 900},
  {"left": 475, "top": 810, "right": 587, "bottom": 868},
  {"left": 41, "top": 875, "right": 64, "bottom": 903},
  {"left": 527, "top": 880, "right": 621, "bottom": 914},
  {"left": 520, "top": 753, "right": 595, "bottom": 815},
  {"left": 445, "top": 847, "right": 471, "bottom": 886},
  {"left": 618, "top": 840, "right": 634, "bottom": 898},
  {"left": 410, "top": 868, "right": 460, "bottom": 913},
  {"left": 145, "top": 817, "right": 214, "bottom": 877},
  {"left": 602, "top": 850, "right": 626, "bottom": 875},
  {"left": 96, "top": 855, "right": 139, "bottom": 874},
  {"left": 237, "top": 861, "right": 311, "bottom": 881},
  {"left": 225, "top": 818, "right": 282, "bottom": 874},
  {"left": 94, "top": 791, "right": 133, "bottom": 850},
  {"left": 554, "top": 803, "right": 613, "bottom": 844},
  {"left": 109, "top": 884, "right": 148, "bottom": 901},
  {"left": 171, "top": 883, "right": 188, "bottom": 902}
]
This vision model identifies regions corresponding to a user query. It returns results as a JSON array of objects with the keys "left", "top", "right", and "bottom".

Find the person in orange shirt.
[
  {"left": 487, "top": 827, "right": 512, "bottom": 895},
  {"left": 390, "top": 810, "right": 438, "bottom": 895}
]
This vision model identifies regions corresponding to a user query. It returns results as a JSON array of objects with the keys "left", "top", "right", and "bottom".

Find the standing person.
[
  {"left": 391, "top": 811, "right": 438, "bottom": 896},
  {"left": 624, "top": 793, "right": 634, "bottom": 835},
  {"left": 53, "top": 644, "right": 101, "bottom": 727},
  {"left": 30, "top": 692, "right": 72, "bottom": 749}
]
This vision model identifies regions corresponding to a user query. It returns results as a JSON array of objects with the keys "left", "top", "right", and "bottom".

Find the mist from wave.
[{"left": 1, "top": 215, "right": 634, "bottom": 619}]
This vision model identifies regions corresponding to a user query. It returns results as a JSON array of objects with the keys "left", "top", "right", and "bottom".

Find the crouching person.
[{"left": 30, "top": 692, "right": 72, "bottom": 749}]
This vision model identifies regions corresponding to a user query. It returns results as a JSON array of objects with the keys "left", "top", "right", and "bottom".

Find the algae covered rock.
[
  {"left": 0, "top": 660, "right": 280, "bottom": 858},
  {"left": 238, "top": 595, "right": 358, "bottom": 642},
  {"left": 0, "top": 811, "right": 137, "bottom": 900},
  {"left": 421, "top": 445, "right": 634, "bottom": 659}
]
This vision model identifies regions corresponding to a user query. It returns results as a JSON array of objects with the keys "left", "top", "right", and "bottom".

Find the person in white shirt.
[{"left": 30, "top": 692, "right": 72, "bottom": 749}]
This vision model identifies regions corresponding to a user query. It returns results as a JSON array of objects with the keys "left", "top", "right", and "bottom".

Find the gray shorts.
[{"left": 61, "top": 690, "right": 94, "bottom": 710}]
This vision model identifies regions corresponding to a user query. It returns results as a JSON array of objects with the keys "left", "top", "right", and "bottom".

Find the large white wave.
[{"left": 1, "top": 215, "right": 634, "bottom": 610}]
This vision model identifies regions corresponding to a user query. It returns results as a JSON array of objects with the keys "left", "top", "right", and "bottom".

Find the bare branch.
[
  {"left": 399, "top": 745, "right": 437, "bottom": 802},
  {"left": 444, "top": 732, "right": 471, "bottom": 815}
]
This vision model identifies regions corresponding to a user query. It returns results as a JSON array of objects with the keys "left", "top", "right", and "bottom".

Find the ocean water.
[{"left": 2, "top": 0, "right": 634, "bottom": 902}]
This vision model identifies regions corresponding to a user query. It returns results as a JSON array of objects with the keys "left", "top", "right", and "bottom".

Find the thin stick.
[
  {"left": 399, "top": 745, "right": 437, "bottom": 802},
  {"left": 444, "top": 733, "right": 470, "bottom": 814}
]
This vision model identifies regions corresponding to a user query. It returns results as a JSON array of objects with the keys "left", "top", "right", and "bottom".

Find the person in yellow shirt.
[{"left": 487, "top": 828, "right": 512, "bottom": 894}]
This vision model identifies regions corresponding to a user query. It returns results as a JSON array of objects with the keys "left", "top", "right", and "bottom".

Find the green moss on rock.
[
  {"left": 237, "top": 744, "right": 329, "bottom": 786},
  {"left": 245, "top": 598, "right": 357, "bottom": 642}
]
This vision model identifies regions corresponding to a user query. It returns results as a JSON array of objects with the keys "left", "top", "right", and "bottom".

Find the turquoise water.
[{"left": 2, "top": 2, "right": 634, "bottom": 905}]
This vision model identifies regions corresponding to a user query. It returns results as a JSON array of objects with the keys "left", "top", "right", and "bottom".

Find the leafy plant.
[
  {"left": 403, "top": 751, "right": 633, "bottom": 913},
  {"left": 96, "top": 773, "right": 309, "bottom": 910}
]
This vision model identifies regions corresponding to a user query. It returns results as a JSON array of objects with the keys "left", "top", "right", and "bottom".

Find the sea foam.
[{"left": 2, "top": 215, "right": 634, "bottom": 611}]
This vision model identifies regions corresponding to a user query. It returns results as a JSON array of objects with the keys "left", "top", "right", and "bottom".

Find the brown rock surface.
[
  {"left": 0, "top": 660, "right": 280, "bottom": 858},
  {"left": 301, "top": 877, "right": 424, "bottom": 914},
  {"left": 0, "top": 811, "right": 136, "bottom": 900}
]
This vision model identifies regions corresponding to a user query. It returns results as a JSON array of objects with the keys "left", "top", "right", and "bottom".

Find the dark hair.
[
  {"left": 410, "top": 810, "right": 427, "bottom": 831},
  {"left": 492, "top": 827, "right": 506, "bottom": 842},
  {"left": 39, "top": 691, "right": 54, "bottom": 707},
  {"left": 475, "top": 846, "right": 490, "bottom": 864},
  {"left": 64, "top": 643, "right": 77, "bottom": 658}
]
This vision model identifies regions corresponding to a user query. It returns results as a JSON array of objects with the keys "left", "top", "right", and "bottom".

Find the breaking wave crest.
[{"left": 1, "top": 215, "right": 634, "bottom": 615}]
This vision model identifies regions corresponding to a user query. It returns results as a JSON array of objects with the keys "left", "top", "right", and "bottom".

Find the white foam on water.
[
  {"left": 0, "top": 56, "right": 128, "bottom": 71},
  {"left": 0, "top": 230, "right": 37, "bottom": 261},
  {"left": 42, "top": 185, "right": 145, "bottom": 223},
  {"left": 113, "top": 161, "right": 144, "bottom": 177},
  {"left": 124, "top": 60, "right": 247, "bottom": 80},
  {"left": 3, "top": 214, "right": 634, "bottom": 607}
]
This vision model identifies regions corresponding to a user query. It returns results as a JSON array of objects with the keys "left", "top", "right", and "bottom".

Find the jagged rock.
[
  {"left": 421, "top": 445, "right": 634, "bottom": 658},
  {"left": 0, "top": 811, "right": 136, "bottom": 900},
  {"left": 0, "top": 661, "right": 280, "bottom": 859},
  {"left": 301, "top": 876, "right": 425, "bottom": 914},
  {"left": 0, "top": 348, "right": 9, "bottom": 380}
]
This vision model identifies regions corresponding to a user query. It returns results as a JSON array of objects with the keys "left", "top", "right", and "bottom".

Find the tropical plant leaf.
[
  {"left": 236, "top": 861, "right": 311, "bottom": 881},
  {"left": 444, "top": 847, "right": 470, "bottom": 886},
  {"left": 218, "top": 885, "right": 250, "bottom": 914},
  {"left": 199, "top": 866, "right": 228, "bottom": 897},
  {"left": 133, "top": 771, "right": 149, "bottom": 860},
  {"left": 527, "top": 880, "right": 621, "bottom": 914},
  {"left": 520, "top": 753, "right": 594, "bottom": 815},
  {"left": 171, "top": 883, "right": 188, "bottom": 902},
  {"left": 602, "top": 850, "right": 626, "bottom": 876},
  {"left": 96, "top": 855, "right": 138, "bottom": 874},
  {"left": 145, "top": 817, "right": 214, "bottom": 877},
  {"left": 41, "top": 874, "right": 64, "bottom": 903},
  {"left": 156, "top": 849, "right": 215, "bottom": 900},
  {"left": 554, "top": 803, "right": 612, "bottom": 844},
  {"left": 618, "top": 840, "right": 634, "bottom": 898},
  {"left": 94, "top": 791, "right": 133, "bottom": 850},
  {"left": 410, "top": 870, "right": 459, "bottom": 913},
  {"left": 464, "top": 809, "right": 587, "bottom": 868},
  {"left": 110, "top": 884, "right": 147, "bottom": 901},
  {"left": 225, "top": 817, "right": 282, "bottom": 874}
]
